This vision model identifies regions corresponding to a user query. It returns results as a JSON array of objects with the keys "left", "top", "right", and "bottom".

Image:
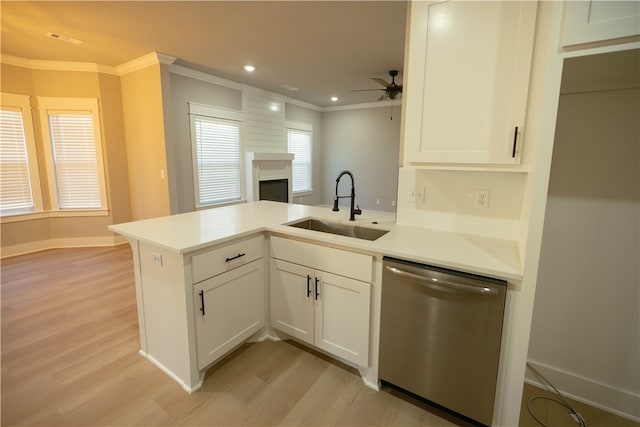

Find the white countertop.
[{"left": 109, "top": 201, "right": 522, "bottom": 281}]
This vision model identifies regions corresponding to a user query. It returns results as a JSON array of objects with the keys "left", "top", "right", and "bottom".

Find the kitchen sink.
[{"left": 286, "top": 218, "right": 390, "bottom": 241}]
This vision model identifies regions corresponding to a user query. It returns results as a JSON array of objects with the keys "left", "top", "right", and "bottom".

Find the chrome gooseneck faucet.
[{"left": 332, "top": 170, "right": 362, "bottom": 221}]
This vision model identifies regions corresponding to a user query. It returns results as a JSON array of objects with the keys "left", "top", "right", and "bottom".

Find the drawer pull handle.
[
  {"left": 199, "top": 290, "right": 205, "bottom": 315},
  {"left": 512, "top": 126, "right": 519, "bottom": 158},
  {"left": 306, "top": 275, "right": 312, "bottom": 298},
  {"left": 225, "top": 253, "right": 246, "bottom": 262}
]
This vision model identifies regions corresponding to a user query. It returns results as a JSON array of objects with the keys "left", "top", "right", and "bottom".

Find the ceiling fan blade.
[
  {"left": 350, "top": 89, "right": 386, "bottom": 92},
  {"left": 371, "top": 78, "right": 391, "bottom": 88}
]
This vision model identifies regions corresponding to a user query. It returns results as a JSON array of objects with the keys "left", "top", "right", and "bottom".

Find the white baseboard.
[
  {"left": 138, "top": 350, "right": 203, "bottom": 394},
  {"left": 1, "top": 235, "right": 128, "bottom": 259},
  {"left": 525, "top": 359, "right": 640, "bottom": 423}
]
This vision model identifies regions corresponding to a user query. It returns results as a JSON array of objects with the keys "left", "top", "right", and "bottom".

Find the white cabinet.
[
  {"left": 193, "top": 259, "right": 264, "bottom": 370},
  {"left": 562, "top": 1, "right": 640, "bottom": 47},
  {"left": 402, "top": 1, "right": 537, "bottom": 165},
  {"left": 269, "top": 237, "right": 372, "bottom": 367}
]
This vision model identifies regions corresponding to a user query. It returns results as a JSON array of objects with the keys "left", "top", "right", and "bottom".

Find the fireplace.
[
  {"left": 259, "top": 179, "right": 288, "bottom": 203},
  {"left": 245, "top": 152, "right": 294, "bottom": 203}
]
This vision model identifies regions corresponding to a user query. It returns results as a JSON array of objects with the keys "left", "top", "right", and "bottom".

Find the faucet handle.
[{"left": 354, "top": 205, "right": 362, "bottom": 216}]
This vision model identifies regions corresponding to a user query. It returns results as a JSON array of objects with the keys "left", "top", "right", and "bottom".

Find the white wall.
[
  {"left": 322, "top": 105, "right": 401, "bottom": 213},
  {"left": 527, "top": 50, "right": 640, "bottom": 420}
]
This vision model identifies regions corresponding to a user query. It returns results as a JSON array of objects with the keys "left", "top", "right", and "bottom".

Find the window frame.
[
  {"left": 285, "top": 120, "right": 313, "bottom": 196},
  {"left": 188, "top": 102, "right": 245, "bottom": 209},
  {"left": 38, "top": 97, "right": 108, "bottom": 216},
  {"left": 0, "top": 92, "right": 45, "bottom": 221}
]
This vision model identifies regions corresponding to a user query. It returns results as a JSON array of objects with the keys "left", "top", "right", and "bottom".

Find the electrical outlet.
[
  {"left": 408, "top": 187, "right": 416, "bottom": 202},
  {"left": 476, "top": 189, "right": 490, "bottom": 208},
  {"left": 376, "top": 198, "right": 381, "bottom": 205},
  {"left": 416, "top": 186, "right": 425, "bottom": 203},
  {"left": 151, "top": 252, "right": 163, "bottom": 266}
]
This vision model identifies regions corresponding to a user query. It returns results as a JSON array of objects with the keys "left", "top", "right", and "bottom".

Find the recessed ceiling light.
[
  {"left": 46, "top": 32, "right": 83, "bottom": 45},
  {"left": 243, "top": 65, "right": 256, "bottom": 72},
  {"left": 331, "top": 96, "right": 339, "bottom": 102}
]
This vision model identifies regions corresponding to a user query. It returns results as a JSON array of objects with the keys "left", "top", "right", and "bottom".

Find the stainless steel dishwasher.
[{"left": 379, "top": 257, "right": 507, "bottom": 426}]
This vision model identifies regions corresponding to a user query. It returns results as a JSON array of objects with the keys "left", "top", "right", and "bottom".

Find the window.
[
  {"left": 0, "top": 93, "right": 43, "bottom": 216},
  {"left": 189, "top": 103, "right": 244, "bottom": 208},
  {"left": 39, "top": 97, "right": 107, "bottom": 213},
  {"left": 286, "top": 122, "right": 312, "bottom": 194}
]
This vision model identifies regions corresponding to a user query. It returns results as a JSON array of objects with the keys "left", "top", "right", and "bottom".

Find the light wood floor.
[{"left": 2, "top": 245, "right": 637, "bottom": 427}]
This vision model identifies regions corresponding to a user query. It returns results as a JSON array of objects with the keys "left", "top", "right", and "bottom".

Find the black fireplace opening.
[{"left": 259, "top": 179, "right": 288, "bottom": 203}]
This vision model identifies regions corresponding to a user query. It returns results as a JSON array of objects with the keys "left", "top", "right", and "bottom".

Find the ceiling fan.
[{"left": 351, "top": 70, "right": 403, "bottom": 100}]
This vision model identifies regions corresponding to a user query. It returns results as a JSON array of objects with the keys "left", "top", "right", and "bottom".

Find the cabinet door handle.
[
  {"left": 306, "top": 275, "right": 312, "bottom": 298},
  {"left": 512, "top": 126, "right": 519, "bottom": 158},
  {"left": 315, "top": 277, "right": 320, "bottom": 300},
  {"left": 199, "top": 290, "right": 205, "bottom": 315},
  {"left": 225, "top": 253, "right": 246, "bottom": 262}
]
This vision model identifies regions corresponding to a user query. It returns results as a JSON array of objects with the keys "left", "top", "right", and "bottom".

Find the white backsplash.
[{"left": 396, "top": 167, "right": 526, "bottom": 240}]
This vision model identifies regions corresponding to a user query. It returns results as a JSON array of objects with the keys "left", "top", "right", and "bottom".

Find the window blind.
[
  {"left": 0, "top": 108, "right": 34, "bottom": 213},
  {"left": 193, "top": 116, "right": 241, "bottom": 206},
  {"left": 288, "top": 129, "right": 312, "bottom": 193},
  {"left": 48, "top": 112, "right": 102, "bottom": 209}
]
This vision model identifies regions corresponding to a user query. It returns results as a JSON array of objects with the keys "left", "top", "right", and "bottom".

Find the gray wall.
[
  {"left": 168, "top": 72, "right": 242, "bottom": 213},
  {"left": 322, "top": 105, "right": 401, "bottom": 213},
  {"left": 528, "top": 50, "right": 639, "bottom": 418},
  {"left": 285, "top": 103, "right": 324, "bottom": 206}
]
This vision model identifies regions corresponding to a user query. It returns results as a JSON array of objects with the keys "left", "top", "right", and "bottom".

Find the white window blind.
[
  {"left": 288, "top": 128, "right": 312, "bottom": 193},
  {"left": 193, "top": 116, "right": 241, "bottom": 206},
  {"left": 48, "top": 112, "right": 102, "bottom": 209},
  {"left": 0, "top": 108, "right": 34, "bottom": 214}
]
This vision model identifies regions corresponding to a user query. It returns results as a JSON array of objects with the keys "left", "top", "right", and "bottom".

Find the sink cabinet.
[
  {"left": 402, "top": 0, "right": 537, "bottom": 165},
  {"left": 269, "top": 236, "right": 372, "bottom": 367}
]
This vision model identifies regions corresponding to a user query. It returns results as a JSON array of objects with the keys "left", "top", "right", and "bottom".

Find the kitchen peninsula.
[{"left": 109, "top": 200, "right": 520, "bottom": 395}]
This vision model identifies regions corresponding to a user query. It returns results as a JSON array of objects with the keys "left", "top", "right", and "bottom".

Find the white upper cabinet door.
[
  {"left": 403, "top": 1, "right": 537, "bottom": 165},
  {"left": 562, "top": 1, "right": 640, "bottom": 47}
]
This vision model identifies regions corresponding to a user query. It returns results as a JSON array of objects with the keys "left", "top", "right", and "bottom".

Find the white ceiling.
[{"left": 1, "top": 1, "right": 408, "bottom": 107}]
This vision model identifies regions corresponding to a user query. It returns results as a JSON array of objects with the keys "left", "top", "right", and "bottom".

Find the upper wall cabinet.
[
  {"left": 562, "top": 1, "right": 640, "bottom": 48},
  {"left": 402, "top": 1, "right": 537, "bottom": 166}
]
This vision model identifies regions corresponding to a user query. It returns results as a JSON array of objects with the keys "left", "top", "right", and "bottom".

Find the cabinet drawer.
[
  {"left": 192, "top": 235, "right": 264, "bottom": 283},
  {"left": 270, "top": 236, "right": 373, "bottom": 283}
]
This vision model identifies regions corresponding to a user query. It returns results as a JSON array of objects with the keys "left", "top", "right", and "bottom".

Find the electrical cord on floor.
[{"left": 526, "top": 363, "right": 588, "bottom": 427}]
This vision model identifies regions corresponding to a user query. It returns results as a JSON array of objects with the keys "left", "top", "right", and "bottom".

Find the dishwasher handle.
[{"left": 384, "top": 265, "right": 499, "bottom": 296}]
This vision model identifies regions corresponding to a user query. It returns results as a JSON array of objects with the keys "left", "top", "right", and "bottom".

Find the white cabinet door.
[
  {"left": 270, "top": 258, "right": 314, "bottom": 345},
  {"left": 404, "top": 1, "right": 537, "bottom": 165},
  {"left": 193, "top": 259, "right": 265, "bottom": 370},
  {"left": 314, "top": 271, "right": 371, "bottom": 367},
  {"left": 563, "top": 1, "right": 640, "bottom": 47}
]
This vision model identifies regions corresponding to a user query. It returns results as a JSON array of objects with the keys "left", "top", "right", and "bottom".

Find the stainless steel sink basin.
[{"left": 286, "top": 218, "right": 390, "bottom": 241}]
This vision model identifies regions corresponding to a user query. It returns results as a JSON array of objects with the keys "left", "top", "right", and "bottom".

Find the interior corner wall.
[
  {"left": 120, "top": 64, "right": 171, "bottom": 221},
  {"left": 322, "top": 106, "right": 401, "bottom": 213},
  {"left": 527, "top": 82, "right": 640, "bottom": 419},
  {"left": 284, "top": 103, "right": 324, "bottom": 206}
]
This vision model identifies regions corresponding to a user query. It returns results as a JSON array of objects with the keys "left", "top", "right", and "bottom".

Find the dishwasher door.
[{"left": 379, "top": 257, "right": 507, "bottom": 426}]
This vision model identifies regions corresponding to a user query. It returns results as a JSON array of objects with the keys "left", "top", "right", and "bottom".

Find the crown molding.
[
  {"left": 169, "top": 64, "right": 243, "bottom": 90},
  {"left": 322, "top": 99, "right": 400, "bottom": 112},
  {"left": 117, "top": 52, "right": 176, "bottom": 75},
  {"left": 1, "top": 54, "right": 119, "bottom": 75}
]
